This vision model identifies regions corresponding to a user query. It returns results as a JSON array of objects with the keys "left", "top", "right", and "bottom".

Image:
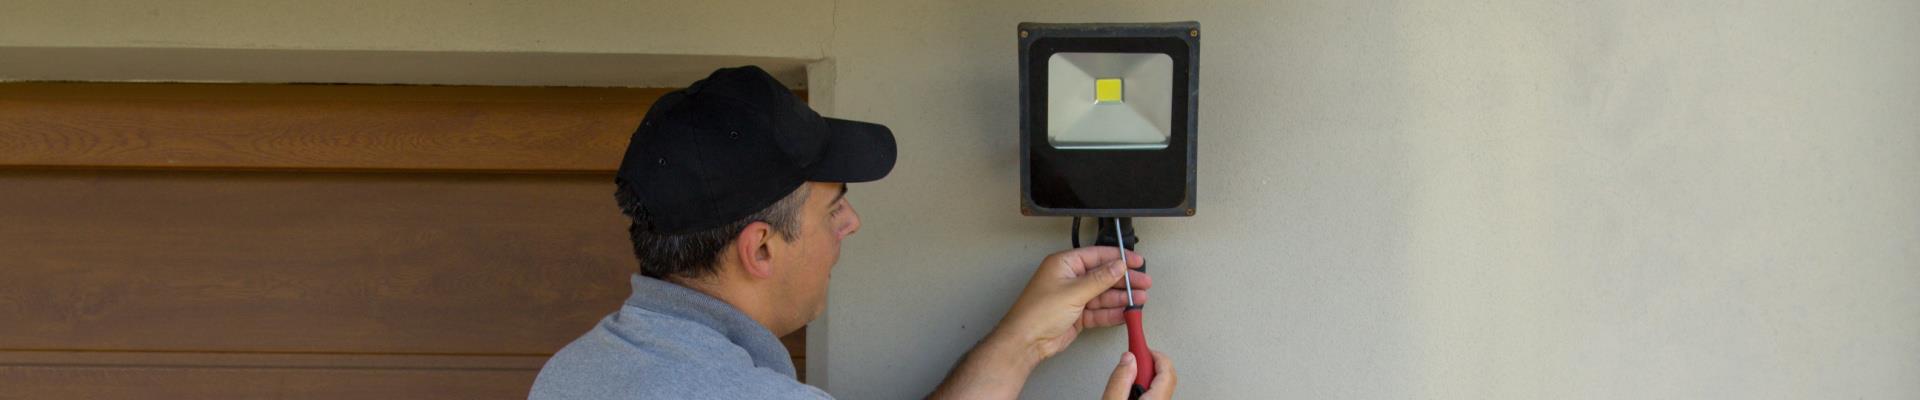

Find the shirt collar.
[{"left": 623, "top": 274, "right": 796, "bottom": 378}]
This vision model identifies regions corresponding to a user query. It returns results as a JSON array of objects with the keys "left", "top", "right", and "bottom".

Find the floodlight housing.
[{"left": 1019, "top": 21, "right": 1200, "bottom": 217}]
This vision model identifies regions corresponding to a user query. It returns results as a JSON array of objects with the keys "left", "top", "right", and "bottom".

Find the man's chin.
[{"left": 805, "top": 304, "right": 826, "bottom": 324}]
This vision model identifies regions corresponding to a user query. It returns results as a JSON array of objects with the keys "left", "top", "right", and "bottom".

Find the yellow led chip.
[{"left": 1094, "top": 78, "right": 1123, "bottom": 103}]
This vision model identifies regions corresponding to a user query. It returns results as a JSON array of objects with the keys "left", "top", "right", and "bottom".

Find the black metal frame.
[{"left": 1018, "top": 21, "right": 1200, "bottom": 218}]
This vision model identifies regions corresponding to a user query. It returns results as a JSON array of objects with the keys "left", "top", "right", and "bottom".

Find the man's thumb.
[{"left": 1102, "top": 352, "right": 1137, "bottom": 400}]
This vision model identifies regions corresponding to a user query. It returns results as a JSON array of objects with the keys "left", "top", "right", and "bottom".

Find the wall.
[
  {"left": 818, "top": 1, "right": 1918, "bottom": 399},
  {"left": 0, "top": 0, "right": 831, "bottom": 57}
]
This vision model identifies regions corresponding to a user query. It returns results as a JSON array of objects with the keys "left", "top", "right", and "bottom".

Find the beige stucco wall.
[
  {"left": 0, "top": 0, "right": 834, "bottom": 86},
  {"left": 818, "top": 1, "right": 1918, "bottom": 399},
  {"left": 0, "top": 0, "right": 832, "bottom": 56},
  {"left": 4, "top": 1, "right": 1916, "bottom": 399}
]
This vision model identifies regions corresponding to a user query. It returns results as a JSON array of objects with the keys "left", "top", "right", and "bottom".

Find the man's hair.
[{"left": 614, "top": 180, "right": 810, "bottom": 280}]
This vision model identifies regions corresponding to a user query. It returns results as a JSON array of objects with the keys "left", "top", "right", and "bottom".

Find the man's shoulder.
[
  {"left": 531, "top": 359, "right": 826, "bottom": 400},
  {"left": 528, "top": 307, "right": 830, "bottom": 399}
]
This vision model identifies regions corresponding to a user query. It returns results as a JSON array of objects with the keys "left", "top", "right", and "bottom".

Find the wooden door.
[{"left": 0, "top": 83, "right": 805, "bottom": 398}]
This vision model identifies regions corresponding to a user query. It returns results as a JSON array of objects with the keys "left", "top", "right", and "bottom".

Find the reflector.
[{"left": 1047, "top": 53, "right": 1174, "bottom": 150}]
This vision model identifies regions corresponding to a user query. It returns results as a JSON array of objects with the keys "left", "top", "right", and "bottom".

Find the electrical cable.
[{"left": 1070, "top": 216, "right": 1082, "bottom": 248}]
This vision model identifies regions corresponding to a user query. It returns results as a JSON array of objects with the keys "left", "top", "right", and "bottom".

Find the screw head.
[
  {"left": 1185, "top": 208, "right": 1196, "bottom": 216},
  {"left": 1019, "top": 30, "right": 1029, "bottom": 38},
  {"left": 1189, "top": 29, "right": 1199, "bottom": 37}
]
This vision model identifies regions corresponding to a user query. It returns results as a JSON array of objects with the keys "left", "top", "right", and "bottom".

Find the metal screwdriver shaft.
[{"left": 1118, "top": 218, "right": 1133, "bottom": 307}]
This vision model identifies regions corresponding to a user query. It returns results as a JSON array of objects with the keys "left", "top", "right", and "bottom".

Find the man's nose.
[{"left": 841, "top": 203, "right": 862, "bottom": 238}]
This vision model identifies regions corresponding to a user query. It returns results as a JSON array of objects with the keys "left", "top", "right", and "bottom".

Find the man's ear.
[{"left": 733, "top": 221, "right": 778, "bottom": 280}]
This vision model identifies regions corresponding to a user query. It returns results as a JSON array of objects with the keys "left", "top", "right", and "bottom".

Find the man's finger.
[
  {"left": 1101, "top": 352, "right": 1136, "bottom": 400},
  {"left": 1108, "top": 270, "right": 1152, "bottom": 291},
  {"left": 1068, "top": 259, "right": 1130, "bottom": 301},
  {"left": 1061, "top": 246, "right": 1144, "bottom": 275},
  {"left": 1091, "top": 289, "right": 1149, "bottom": 310},
  {"left": 1145, "top": 351, "right": 1176, "bottom": 399},
  {"left": 1080, "top": 307, "right": 1126, "bottom": 328}
]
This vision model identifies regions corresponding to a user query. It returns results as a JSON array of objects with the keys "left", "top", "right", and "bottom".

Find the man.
[{"left": 530, "top": 66, "right": 1177, "bottom": 399}]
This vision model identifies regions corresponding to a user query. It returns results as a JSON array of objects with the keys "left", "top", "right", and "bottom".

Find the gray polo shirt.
[{"left": 530, "top": 274, "right": 831, "bottom": 399}]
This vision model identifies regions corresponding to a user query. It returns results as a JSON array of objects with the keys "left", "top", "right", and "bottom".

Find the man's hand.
[
  {"left": 990, "top": 246, "right": 1150, "bottom": 362},
  {"left": 928, "top": 247, "right": 1152, "bottom": 399},
  {"left": 1102, "top": 351, "right": 1177, "bottom": 400}
]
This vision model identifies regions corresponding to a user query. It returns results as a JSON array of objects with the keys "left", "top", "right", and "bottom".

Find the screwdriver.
[{"left": 1116, "top": 218, "right": 1154, "bottom": 399}]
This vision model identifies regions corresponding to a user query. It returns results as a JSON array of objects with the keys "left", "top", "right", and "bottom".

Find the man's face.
[{"left": 778, "top": 181, "right": 861, "bottom": 328}]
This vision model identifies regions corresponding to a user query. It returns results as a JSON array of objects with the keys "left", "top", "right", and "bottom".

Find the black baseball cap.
[{"left": 616, "top": 66, "right": 896, "bottom": 235}]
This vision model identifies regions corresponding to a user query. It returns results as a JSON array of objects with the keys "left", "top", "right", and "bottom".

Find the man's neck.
[{"left": 670, "top": 274, "right": 790, "bottom": 336}]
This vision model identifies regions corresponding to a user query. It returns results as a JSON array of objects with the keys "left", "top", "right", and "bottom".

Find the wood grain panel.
[
  {"left": 0, "top": 365, "right": 536, "bottom": 400},
  {"left": 0, "top": 83, "right": 668, "bottom": 172},
  {"left": 0, "top": 82, "right": 815, "bottom": 393},
  {"left": 0, "top": 350, "right": 551, "bottom": 395},
  {"left": 0, "top": 169, "right": 634, "bottom": 354},
  {"left": 0, "top": 350, "right": 548, "bottom": 370}
]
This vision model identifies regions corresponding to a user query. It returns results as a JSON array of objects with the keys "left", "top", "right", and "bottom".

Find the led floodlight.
[{"left": 1019, "top": 22, "right": 1200, "bottom": 217}]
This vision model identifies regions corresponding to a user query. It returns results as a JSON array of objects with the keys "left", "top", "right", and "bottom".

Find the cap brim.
[{"left": 806, "top": 118, "right": 897, "bottom": 183}]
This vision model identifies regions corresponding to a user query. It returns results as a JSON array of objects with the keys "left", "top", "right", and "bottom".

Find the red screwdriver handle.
[{"left": 1124, "top": 308, "right": 1153, "bottom": 397}]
